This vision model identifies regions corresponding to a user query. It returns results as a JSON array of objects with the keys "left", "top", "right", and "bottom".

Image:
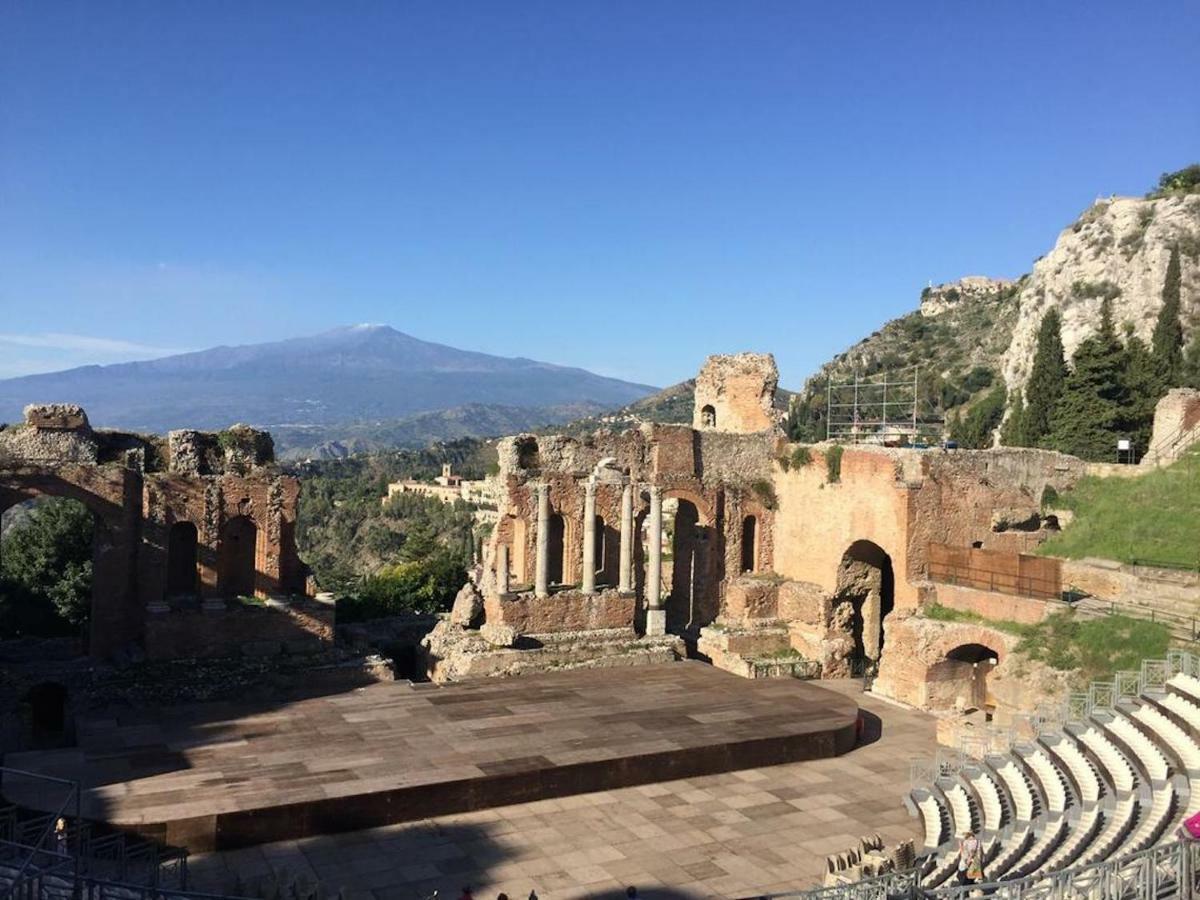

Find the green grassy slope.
[{"left": 1037, "top": 447, "right": 1200, "bottom": 568}]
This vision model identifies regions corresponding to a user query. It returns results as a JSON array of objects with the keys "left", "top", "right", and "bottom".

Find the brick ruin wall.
[{"left": 0, "top": 405, "right": 317, "bottom": 663}]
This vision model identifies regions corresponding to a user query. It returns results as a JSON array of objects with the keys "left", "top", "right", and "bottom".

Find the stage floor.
[{"left": 5, "top": 662, "right": 858, "bottom": 851}]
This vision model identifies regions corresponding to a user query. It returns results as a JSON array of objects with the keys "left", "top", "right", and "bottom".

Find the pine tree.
[
  {"left": 1151, "top": 247, "right": 1184, "bottom": 387},
  {"left": 1000, "top": 389, "right": 1027, "bottom": 446},
  {"left": 1120, "top": 333, "right": 1159, "bottom": 455},
  {"left": 1047, "top": 299, "right": 1127, "bottom": 461},
  {"left": 1024, "top": 308, "right": 1067, "bottom": 445}
]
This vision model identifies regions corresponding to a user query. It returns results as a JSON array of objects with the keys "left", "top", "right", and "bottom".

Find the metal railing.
[
  {"left": 0, "top": 768, "right": 190, "bottom": 900},
  {"left": 753, "top": 837, "right": 1200, "bottom": 900}
]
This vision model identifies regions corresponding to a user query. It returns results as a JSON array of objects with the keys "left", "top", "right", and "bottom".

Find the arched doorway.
[
  {"left": 700, "top": 405, "right": 716, "bottom": 428},
  {"left": 834, "top": 540, "right": 895, "bottom": 675},
  {"left": 667, "top": 499, "right": 708, "bottom": 634},
  {"left": 218, "top": 515, "right": 258, "bottom": 597},
  {"left": 166, "top": 521, "right": 199, "bottom": 598},
  {"left": 547, "top": 513, "right": 565, "bottom": 586},
  {"left": 926, "top": 643, "right": 1000, "bottom": 712},
  {"left": 741, "top": 516, "right": 757, "bottom": 573}
]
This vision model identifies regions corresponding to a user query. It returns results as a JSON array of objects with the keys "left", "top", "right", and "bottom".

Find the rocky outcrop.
[{"left": 1003, "top": 194, "right": 1200, "bottom": 393}]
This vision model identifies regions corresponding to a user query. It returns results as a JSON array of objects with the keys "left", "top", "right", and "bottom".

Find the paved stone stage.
[{"left": 5, "top": 662, "right": 858, "bottom": 853}]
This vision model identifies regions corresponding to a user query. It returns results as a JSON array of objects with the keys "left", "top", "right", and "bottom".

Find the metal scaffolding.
[{"left": 824, "top": 367, "right": 939, "bottom": 444}]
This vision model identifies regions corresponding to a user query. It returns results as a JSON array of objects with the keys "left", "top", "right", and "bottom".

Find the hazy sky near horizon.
[{"left": 2, "top": 2, "right": 1198, "bottom": 388}]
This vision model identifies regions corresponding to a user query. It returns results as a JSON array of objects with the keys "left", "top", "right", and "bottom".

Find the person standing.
[
  {"left": 53, "top": 818, "right": 68, "bottom": 857},
  {"left": 957, "top": 830, "right": 983, "bottom": 885}
]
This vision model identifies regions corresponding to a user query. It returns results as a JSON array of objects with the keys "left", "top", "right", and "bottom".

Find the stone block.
[
  {"left": 479, "top": 622, "right": 517, "bottom": 647},
  {"left": 23, "top": 403, "right": 89, "bottom": 431}
]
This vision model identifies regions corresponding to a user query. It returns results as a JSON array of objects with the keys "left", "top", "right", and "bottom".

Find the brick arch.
[
  {"left": 661, "top": 487, "right": 714, "bottom": 526},
  {"left": 0, "top": 467, "right": 140, "bottom": 658}
]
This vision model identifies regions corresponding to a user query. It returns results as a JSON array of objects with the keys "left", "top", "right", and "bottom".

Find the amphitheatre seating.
[
  {"left": 1019, "top": 746, "right": 1068, "bottom": 814},
  {"left": 902, "top": 655, "right": 1200, "bottom": 894},
  {"left": 1043, "top": 733, "right": 1101, "bottom": 805},
  {"left": 966, "top": 767, "right": 1005, "bottom": 833}
]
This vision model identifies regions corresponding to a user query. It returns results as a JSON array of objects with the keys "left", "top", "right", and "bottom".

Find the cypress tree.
[
  {"left": 1151, "top": 247, "right": 1184, "bottom": 387},
  {"left": 1120, "top": 333, "right": 1158, "bottom": 455},
  {"left": 1047, "top": 299, "right": 1127, "bottom": 460},
  {"left": 1001, "top": 389, "right": 1027, "bottom": 447},
  {"left": 1024, "top": 308, "right": 1067, "bottom": 445}
]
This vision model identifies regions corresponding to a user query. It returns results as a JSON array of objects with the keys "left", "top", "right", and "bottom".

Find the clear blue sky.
[{"left": 2, "top": 2, "right": 1197, "bottom": 388}]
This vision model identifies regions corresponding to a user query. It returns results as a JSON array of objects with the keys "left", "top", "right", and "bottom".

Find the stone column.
[
  {"left": 618, "top": 482, "right": 634, "bottom": 594},
  {"left": 581, "top": 480, "right": 597, "bottom": 595},
  {"left": 646, "top": 485, "right": 666, "bottom": 636},
  {"left": 535, "top": 483, "right": 550, "bottom": 599},
  {"left": 496, "top": 544, "right": 510, "bottom": 596}
]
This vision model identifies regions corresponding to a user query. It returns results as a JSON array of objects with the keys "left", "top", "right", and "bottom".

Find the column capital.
[
  {"left": 584, "top": 478, "right": 597, "bottom": 498},
  {"left": 648, "top": 484, "right": 662, "bottom": 500}
]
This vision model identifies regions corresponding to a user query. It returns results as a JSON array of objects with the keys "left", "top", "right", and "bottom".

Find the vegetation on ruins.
[
  {"left": 824, "top": 444, "right": 843, "bottom": 483},
  {"left": 1036, "top": 446, "right": 1200, "bottom": 569},
  {"left": 751, "top": 479, "right": 777, "bottom": 510},
  {"left": 0, "top": 498, "right": 93, "bottom": 638},
  {"left": 293, "top": 442, "right": 492, "bottom": 617},
  {"left": 924, "top": 603, "right": 1171, "bottom": 686}
]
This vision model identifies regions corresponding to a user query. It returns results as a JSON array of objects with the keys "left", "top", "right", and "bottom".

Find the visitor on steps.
[
  {"left": 956, "top": 831, "right": 983, "bottom": 885},
  {"left": 54, "top": 818, "right": 68, "bottom": 856}
]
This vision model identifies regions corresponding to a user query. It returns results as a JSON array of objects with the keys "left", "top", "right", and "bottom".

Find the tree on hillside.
[
  {"left": 1000, "top": 389, "right": 1026, "bottom": 447},
  {"left": 1184, "top": 333, "right": 1200, "bottom": 390},
  {"left": 1151, "top": 247, "right": 1184, "bottom": 388},
  {"left": 1153, "top": 164, "right": 1200, "bottom": 197},
  {"left": 949, "top": 384, "right": 1007, "bottom": 449},
  {"left": 1120, "top": 331, "right": 1159, "bottom": 454},
  {"left": 1024, "top": 309, "right": 1068, "bottom": 446},
  {"left": 1047, "top": 299, "right": 1127, "bottom": 461}
]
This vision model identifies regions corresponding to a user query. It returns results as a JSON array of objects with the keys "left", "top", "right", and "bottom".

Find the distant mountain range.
[{"left": 0, "top": 326, "right": 657, "bottom": 448}]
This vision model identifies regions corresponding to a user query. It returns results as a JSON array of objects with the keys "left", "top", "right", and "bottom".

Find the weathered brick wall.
[
  {"left": 144, "top": 601, "right": 333, "bottom": 660},
  {"left": 484, "top": 589, "right": 635, "bottom": 633}
]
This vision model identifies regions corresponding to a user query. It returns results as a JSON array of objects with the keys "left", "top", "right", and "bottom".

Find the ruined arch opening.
[
  {"left": 547, "top": 513, "right": 566, "bottom": 586},
  {"left": 516, "top": 437, "right": 540, "bottom": 470},
  {"left": 1, "top": 496, "right": 97, "bottom": 643},
  {"left": 927, "top": 643, "right": 1000, "bottom": 713},
  {"left": 594, "top": 514, "right": 620, "bottom": 586},
  {"left": 218, "top": 515, "right": 259, "bottom": 598},
  {"left": 667, "top": 498, "right": 710, "bottom": 635},
  {"left": 741, "top": 515, "right": 757, "bottom": 573},
  {"left": 166, "top": 521, "right": 199, "bottom": 598},
  {"left": 833, "top": 540, "right": 894, "bottom": 675},
  {"left": 700, "top": 404, "right": 716, "bottom": 428}
]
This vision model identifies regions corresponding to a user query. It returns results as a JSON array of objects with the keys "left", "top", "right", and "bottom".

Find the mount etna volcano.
[{"left": 0, "top": 325, "right": 656, "bottom": 441}]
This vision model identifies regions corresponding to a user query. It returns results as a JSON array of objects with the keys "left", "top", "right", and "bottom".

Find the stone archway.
[
  {"left": 0, "top": 474, "right": 134, "bottom": 656},
  {"left": 926, "top": 643, "right": 1001, "bottom": 712},
  {"left": 666, "top": 499, "right": 714, "bottom": 635},
  {"left": 832, "top": 540, "right": 895, "bottom": 674}
]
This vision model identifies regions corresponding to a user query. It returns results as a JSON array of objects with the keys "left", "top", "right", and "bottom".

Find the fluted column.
[
  {"left": 496, "top": 544, "right": 510, "bottom": 595},
  {"left": 646, "top": 485, "right": 665, "bottom": 636},
  {"left": 581, "top": 480, "right": 597, "bottom": 595},
  {"left": 535, "top": 483, "right": 550, "bottom": 598},
  {"left": 618, "top": 482, "right": 633, "bottom": 594}
]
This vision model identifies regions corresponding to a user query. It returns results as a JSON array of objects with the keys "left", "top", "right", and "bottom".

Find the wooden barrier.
[{"left": 928, "top": 543, "right": 1062, "bottom": 601}]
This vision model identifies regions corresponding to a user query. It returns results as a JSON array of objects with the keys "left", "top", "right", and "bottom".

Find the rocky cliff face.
[
  {"left": 797, "top": 187, "right": 1200, "bottom": 433},
  {"left": 1002, "top": 193, "right": 1200, "bottom": 393}
]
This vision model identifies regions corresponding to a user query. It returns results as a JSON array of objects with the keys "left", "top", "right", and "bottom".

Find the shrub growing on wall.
[{"left": 825, "top": 445, "right": 844, "bottom": 483}]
